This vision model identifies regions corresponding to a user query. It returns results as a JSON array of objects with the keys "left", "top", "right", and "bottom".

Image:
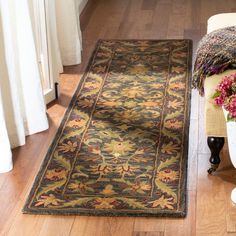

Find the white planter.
[{"left": 223, "top": 108, "right": 236, "bottom": 204}]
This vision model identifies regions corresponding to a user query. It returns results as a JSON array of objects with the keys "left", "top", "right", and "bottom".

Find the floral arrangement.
[{"left": 213, "top": 73, "right": 236, "bottom": 121}]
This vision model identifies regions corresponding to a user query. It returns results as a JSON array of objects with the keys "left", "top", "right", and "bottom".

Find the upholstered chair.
[{"left": 204, "top": 13, "right": 236, "bottom": 173}]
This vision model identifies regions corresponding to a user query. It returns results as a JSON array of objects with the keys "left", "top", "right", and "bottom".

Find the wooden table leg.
[{"left": 207, "top": 137, "right": 225, "bottom": 174}]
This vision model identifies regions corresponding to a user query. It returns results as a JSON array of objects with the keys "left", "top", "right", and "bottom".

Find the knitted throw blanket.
[{"left": 192, "top": 26, "right": 236, "bottom": 95}]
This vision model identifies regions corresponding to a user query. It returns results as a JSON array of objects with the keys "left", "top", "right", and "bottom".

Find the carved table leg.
[{"left": 207, "top": 137, "right": 225, "bottom": 174}]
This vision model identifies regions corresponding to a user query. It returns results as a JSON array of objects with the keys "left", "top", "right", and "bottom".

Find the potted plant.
[{"left": 213, "top": 73, "right": 236, "bottom": 203}]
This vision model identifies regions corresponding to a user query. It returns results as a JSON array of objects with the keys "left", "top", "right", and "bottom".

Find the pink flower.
[
  {"left": 214, "top": 73, "right": 236, "bottom": 121},
  {"left": 217, "top": 77, "right": 233, "bottom": 95},
  {"left": 214, "top": 96, "right": 224, "bottom": 106}
]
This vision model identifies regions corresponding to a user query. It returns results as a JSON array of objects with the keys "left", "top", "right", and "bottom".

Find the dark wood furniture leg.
[{"left": 207, "top": 137, "right": 225, "bottom": 174}]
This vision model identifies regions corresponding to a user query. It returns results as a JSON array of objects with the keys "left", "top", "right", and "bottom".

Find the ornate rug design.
[{"left": 23, "top": 40, "right": 192, "bottom": 217}]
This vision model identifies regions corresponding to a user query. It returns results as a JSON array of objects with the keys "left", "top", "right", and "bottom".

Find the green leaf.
[
  {"left": 227, "top": 113, "right": 235, "bottom": 122},
  {"left": 62, "top": 197, "right": 92, "bottom": 208},
  {"left": 74, "top": 166, "right": 89, "bottom": 178},
  {"left": 72, "top": 172, "right": 88, "bottom": 178},
  {"left": 116, "top": 197, "right": 145, "bottom": 209},
  {"left": 162, "top": 128, "right": 181, "bottom": 142},
  {"left": 59, "top": 130, "right": 84, "bottom": 144},
  {"left": 136, "top": 189, "right": 145, "bottom": 194},
  {"left": 54, "top": 152, "right": 71, "bottom": 170},
  {"left": 155, "top": 179, "right": 177, "bottom": 202},
  {"left": 36, "top": 179, "right": 66, "bottom": 199},
  {"left": 212, "top": 91, "right": 221, "bottom": 99},
  {"left": 86, "top": 187, "right": 95, "bottom": 192},
  {"left": 157, "top": 156, "right": 179, "bottom": 171},
  {"left": 122, "top": 188, "right": 132, "bottom": 193}
]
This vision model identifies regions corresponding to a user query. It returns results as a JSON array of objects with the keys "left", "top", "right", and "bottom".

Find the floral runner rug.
[{"left": 23, "top": 40, "right": 192, "bottom": 217}]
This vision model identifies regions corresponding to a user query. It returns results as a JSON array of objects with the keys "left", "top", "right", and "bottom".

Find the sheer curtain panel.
[
  {"left": 0, "top": 0, "right": 49, "bottom": 173},
  {"left": 0, "top": 0, "right": 82, "bottom": 173},
  {"left": 55, "top": 0, "right": 82, "bottom": 65}
]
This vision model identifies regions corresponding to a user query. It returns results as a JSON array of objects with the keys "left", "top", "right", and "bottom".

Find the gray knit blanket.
[{"left": 192, "top": 26, "right": 236, "bottom": 95}]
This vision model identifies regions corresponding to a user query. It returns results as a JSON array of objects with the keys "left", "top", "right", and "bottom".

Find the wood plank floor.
[{"left": 1, "top": 0, "right": 236, "bottom": 235}]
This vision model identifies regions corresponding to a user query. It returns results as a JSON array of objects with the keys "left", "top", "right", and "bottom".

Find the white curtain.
[
  {"left": 0, "top": 0, "right": 49, "bottom": 173},
  {"left": 0, "top": 0, "right": 82, "bottom": 173},
  {"left": 46, "top": 0, "right": 64, "bottom": 78},
  {"left": 55, "top": 0, "right": 82, "bottom": 66},
  {"left": 45, "top": 0, "right": 82, "bottom": 87}
]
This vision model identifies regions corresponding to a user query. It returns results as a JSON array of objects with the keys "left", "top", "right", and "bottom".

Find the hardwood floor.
[{"left": 1, "top": 0, "right": 236, "bottom": 235}]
